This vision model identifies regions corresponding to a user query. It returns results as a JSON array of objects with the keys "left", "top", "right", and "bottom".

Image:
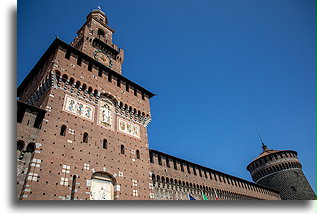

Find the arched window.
[
  {"left": 56, "top": 71, "right": 61, "bottom": 81},
  {"left": 69, "top": 78, "right": 75, "bottom": 86},
  {"left": 97, "top": 28, "right": 105, "bottom": 37},
  {"left": 17, "top": 140, "right": 25, "bottom": 159},
  {"left": 83, "top": 132, "right": 89, "bottom": 143},
  {"left": 17, "top": 140, "right": 24, "bottom": 152},
  {"left": 75, "top": 81, "right": 81, "bottom": 89},
  {"left": 93, "top": 89, "right": 98, "bottom": 97},
  {"left": 120, "top": 145, "right": 125, "bottom": 154},
  {"left": 82, "top": 84, "right": 87, "bottom": 92},
  {"left": 25, "top": 142, "right": 36, "bottom": 153},
  {"left": 62, "top": 74, "right": 68, "bottom": 83},
  {"left": 60, "top": 125, "right": 67, "bottom": 136},
  {"left": 161, "top": 176, "right": 165, "bottom": 183},
  {"left": 103, "top": 139, "right": 107, "bottom": 149},
  {"left": 70, "top": 175, "right": 77, "bottom": 200},
  {"left": 136, "top": 150, "right": 140, "bottom": 159}
]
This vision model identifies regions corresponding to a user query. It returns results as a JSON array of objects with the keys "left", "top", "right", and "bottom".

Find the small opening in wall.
[
  {"left": 121, "top": 145, "right": 125, "bottom": 154},
  {"left": 291, "top": 186, "right": 297, "bottom": 191},
  {"left": 103, "top": 139, "right": 107, "bottom": 149},
  {"left": 83, "top": 132, "right": 89, "bottom": 143}
]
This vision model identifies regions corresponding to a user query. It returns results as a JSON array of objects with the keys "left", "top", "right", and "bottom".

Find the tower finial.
[
  {"left": 96, "top": 1, "right": 102, "bottom": 11},
  {"left": 255, "top": 128, "right": 268, "bottom": 152}
]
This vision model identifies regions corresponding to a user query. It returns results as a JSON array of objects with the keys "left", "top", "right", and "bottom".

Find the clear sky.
[{"left": 18, "top": 0, "right": 316, "bottom": 191}]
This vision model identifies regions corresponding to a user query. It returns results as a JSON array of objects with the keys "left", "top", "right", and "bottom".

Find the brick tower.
[
  {"left": 247, "top": 143, "right": 315, "bottom": 200},
  {"left": 17, "top": 8, "right": 155, "bottom": 200}
]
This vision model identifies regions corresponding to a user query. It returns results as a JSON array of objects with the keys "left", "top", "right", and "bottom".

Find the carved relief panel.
[
  {"left": 63, "top": 94, "right": 95, "bottom": 122},
  {"left": 97, "top": 99, "right": 115, "bottom": 130},
  {"left": 90, "top": 178, "right": 114, "bottom": 200},
  {"left": 118, "top": 117, "right": 140, "bottom": 139}
]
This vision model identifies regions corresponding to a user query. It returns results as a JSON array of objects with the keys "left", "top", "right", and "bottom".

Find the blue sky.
[{"left": 18, "top": 0, "right": 316, "bottom": 191}]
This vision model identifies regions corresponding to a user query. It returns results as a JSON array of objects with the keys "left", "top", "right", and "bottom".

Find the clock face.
[{"left": 94, "top": 49, "right": 113, "bottom": 68}]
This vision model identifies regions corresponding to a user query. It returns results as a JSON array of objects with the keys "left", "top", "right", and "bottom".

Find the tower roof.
[
  {"left": 247, "top": 148, "right": 298, "bottom": 170},
  {"left": 252, "top": 149, "right": 282, "bottom": 161},
  {"left": 252, "top": 142, "right": 297, "bottom": 162},
  {"left": 86, "top": 7, "right": 109, "bottom": 25}
]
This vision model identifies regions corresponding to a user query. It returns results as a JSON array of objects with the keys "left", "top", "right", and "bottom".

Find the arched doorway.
[{"left": 90, "top": 172, "right": 115, "bottom": 200}]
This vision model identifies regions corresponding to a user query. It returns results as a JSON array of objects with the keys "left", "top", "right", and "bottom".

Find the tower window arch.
[
  {"left": 136, "top": 150, "right": 140, "bottom": 159},
  {"left": 55, "top": 71, "right": 61, "bottom": 81},
  {"left": 97, "top": 28, "right": 105, "bottom": 37},
  {"left": 93, "top": 89, "right": 98, "bottom": 97},
  {"left": 62, "top": 74, "right": 68, "bottom": 83},
  {"left": 69, "top": 77, "right": 75, "bottom": 86},
  {"left": 120, "top": 145, "right": 125, "bottom": 154},
  {"left": 83, "top": 132, "right": 89, "bottom": 143},
  {"left": 88, "top": 87, "right": 93, "bottom": 94},
  {"left": 82, "top": 84, "right": 87, "bottom": 92},
  {"left": 102, "top": 139, "right": 107, "bottom": 149},
  {"left": 75, "top": 81, "right": 81, "bottom": 89},
  {"left": 26, "top": 142, "right": 36, "bottom": 153},
  {"left": 17, "top": 140, "right": 24, "bottom": 152},
  {"left": 70, "top": 175, "right": 77, "bottom": 200},
  {"left": 60, "top": 125, "right": 67, "bottom": 136}
]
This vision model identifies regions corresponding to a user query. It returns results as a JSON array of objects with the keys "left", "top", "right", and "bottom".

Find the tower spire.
[{"left": 255, "top": 128, "right": 268, "bottom": 152}]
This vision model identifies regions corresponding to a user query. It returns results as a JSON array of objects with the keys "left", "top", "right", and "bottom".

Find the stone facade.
[{"left": 16, "top": 8, "right": 311, "bottom": 200}]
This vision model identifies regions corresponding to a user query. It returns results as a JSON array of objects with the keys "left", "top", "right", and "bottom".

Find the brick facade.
[{"left": 16, "top": 8, "right": 311, "bottom": 200}]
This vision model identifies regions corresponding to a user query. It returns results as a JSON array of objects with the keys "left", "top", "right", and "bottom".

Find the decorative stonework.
[
  {"left": 98, "top": 99, "right": 115, "bottom": 129},
  {"left": 90, "top": 179, "right": 114, "bottom": 200},
  {"left": 53, "top": 71, "right": 152, "bottom": 127},
  {"left": 63, "top": 94, "right": 95, "bottom": 122},
  {"left": 118, "top": 117, "right": 140, "bottom": 139}
]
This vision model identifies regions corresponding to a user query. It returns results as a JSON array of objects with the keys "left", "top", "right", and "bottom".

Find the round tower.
[{"left": 247, "top": 143, "right": 315, "bottom": 200}]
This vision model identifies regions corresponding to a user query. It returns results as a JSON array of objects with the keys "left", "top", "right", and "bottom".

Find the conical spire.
[
  {"left": 261, "top": 142, "right": 269, "bottom": 153},
  {"left": 256, "top": 128, "right": 269, "bottom": 153}
]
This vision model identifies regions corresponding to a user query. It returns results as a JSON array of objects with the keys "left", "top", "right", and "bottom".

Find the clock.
[{"left": 94, "top": 49, "right": 113, "bottom": 68}]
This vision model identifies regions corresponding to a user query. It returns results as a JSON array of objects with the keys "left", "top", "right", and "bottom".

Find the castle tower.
[
  {"left": 247, "top": 143, "right": 315, "bottom": 200},
  {"left": 17, "top": 8, "right": 154, "bottom": 200},
  {"left": 70, "top": 8, "right": 124, "bottom": 74}
]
